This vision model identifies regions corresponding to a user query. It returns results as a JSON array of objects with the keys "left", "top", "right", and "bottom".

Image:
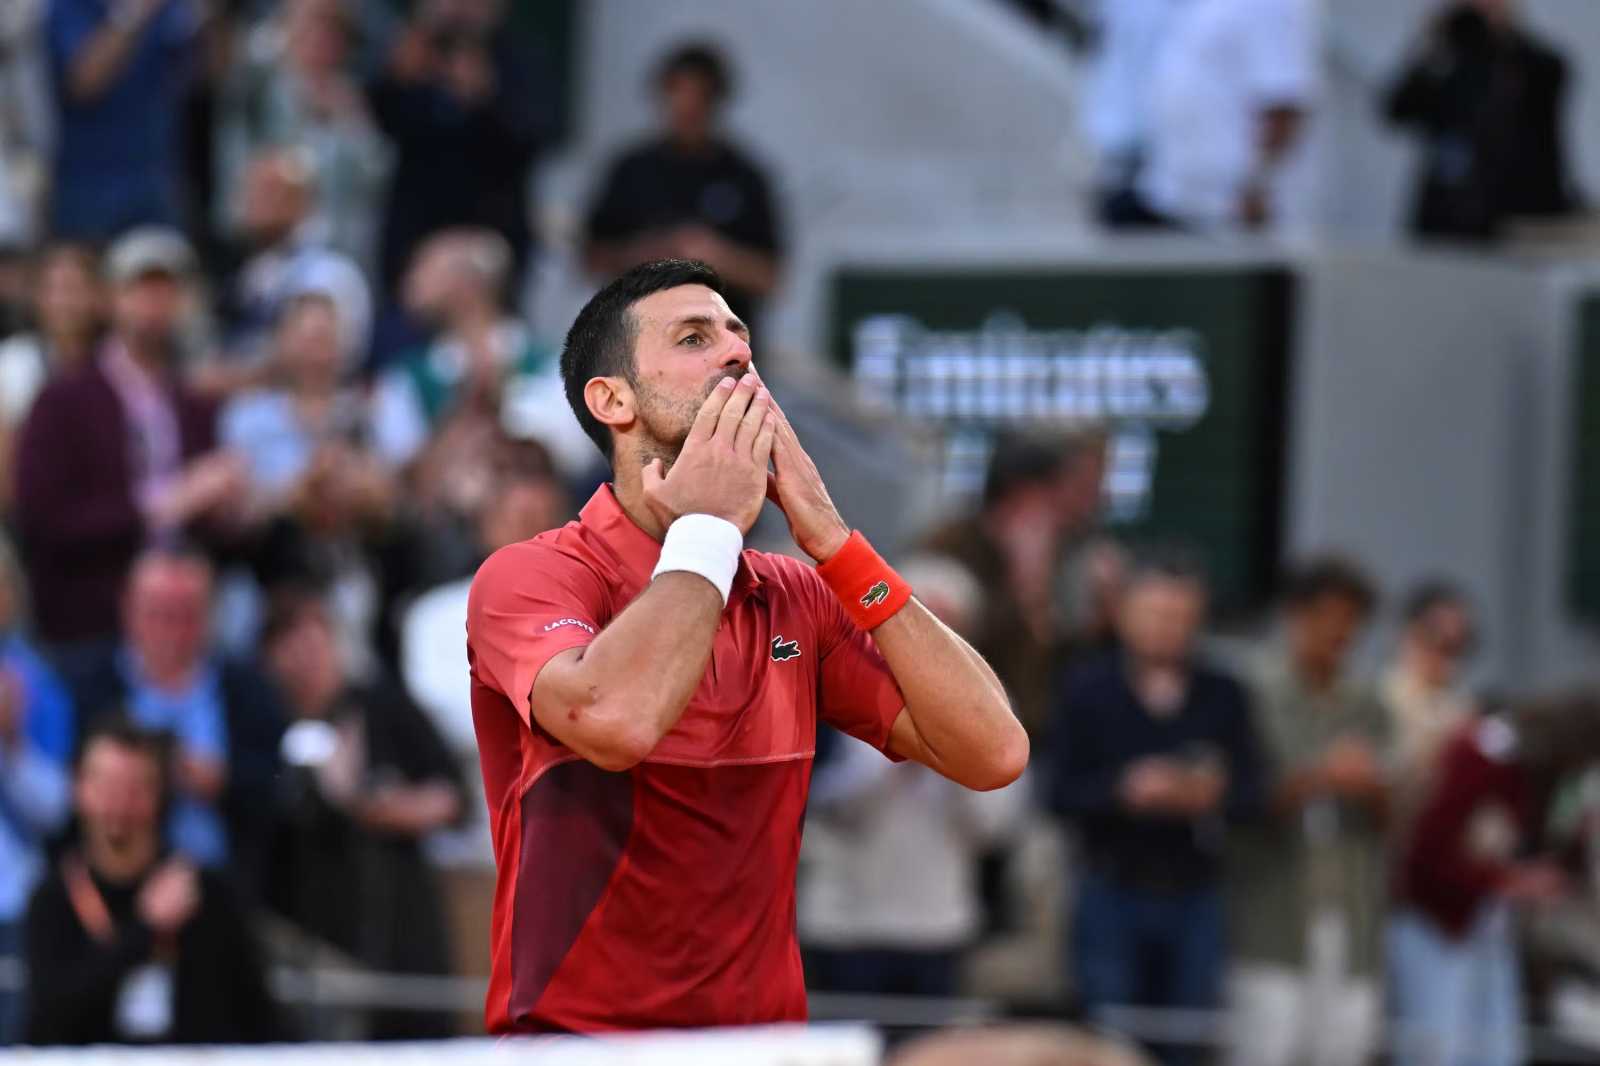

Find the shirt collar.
[{"left": 579, "top": 484, "right": 763, "bottom": 604}]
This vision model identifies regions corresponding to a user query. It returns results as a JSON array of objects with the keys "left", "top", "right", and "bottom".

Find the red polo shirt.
[{"left": 466, "top": 485, "right": 906, "bottom": 1033}]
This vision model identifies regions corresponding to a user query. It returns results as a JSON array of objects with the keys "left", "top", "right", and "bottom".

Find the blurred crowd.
[
  {"left": 800, "top": 433, "right": 1600, "bottom": 1066},
  {"left": 0, "top": 0, "right": 1595, "bottom": 1064}
]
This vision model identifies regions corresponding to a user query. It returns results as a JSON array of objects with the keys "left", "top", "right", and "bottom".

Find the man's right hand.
[
  {"left": 642, "top": 373, "right": 775, "bottom": 535},
  {"left": 137, "top": 859, "right": 200, "bottom": 935}
]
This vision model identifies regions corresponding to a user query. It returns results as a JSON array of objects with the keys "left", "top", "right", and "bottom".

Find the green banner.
[
  {"left": 1567, "top": 294, "right": 1600, "bottom": 621},
  {"left": 828, "top": 266, "right": 1295, "bottom": 614}
]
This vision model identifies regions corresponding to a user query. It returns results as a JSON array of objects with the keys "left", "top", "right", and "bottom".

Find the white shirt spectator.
[
  {"left": 1139, "top": 0, "right": 1320, "bottom": 228},
  {"left": 1082, "top": 0, "right": 1190, "bottom": 180},
  {"left": 799, "top": 734, "right": 1024, "bottom": 950}
]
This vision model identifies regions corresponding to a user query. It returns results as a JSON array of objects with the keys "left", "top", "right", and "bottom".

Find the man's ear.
[{"left": 584, "top": 376, "right": 635, "bottom": 434}]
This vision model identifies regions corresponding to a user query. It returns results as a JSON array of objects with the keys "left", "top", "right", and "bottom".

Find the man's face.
[
  {"left": 1287, "top": 593, "right": 1368, "bottom": 678},
  {"left": 661, "top": 70, "right": 717, "bottom": 144},
  {"left": 621, "top": 285, "right": 752, "bottom": 463},
  {"left": 402, "top": 238, "right": 465, "bottom": 323},
  {"left": 112, "top": 273, "right": 183, "bottom": 352},
  {"left": 277, "top": 300, "right": 342, "bottom": 383},
  {"left": 37, "top": 253, "right": 103, "bottom": 340},
  {"left": 265, "top": 609, "right": 344, "bottom": 715},
  {"left": 1118, "top": 576, "right": 1206, "bottom": 668},
  {"left": 76, "top": 739, "right": 163, "bottom": 859},
  {"left": 1052, "top": 444, "right": 1107, "bottom": 534},
  {"left": 240, "top": 161, "right": 308, "bottom": 246},
  {"left": 1408, "top": 602, "right": 1475, "bottom": 687},
  {"left": 125, "top": 560, "right": 212, "bottom": 676}
]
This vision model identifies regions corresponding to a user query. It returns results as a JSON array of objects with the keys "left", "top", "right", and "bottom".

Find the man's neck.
[
  {"left": 610, "top": 461, "right": 669, "bottom": 543},
  {"left": 85, "top": 835, "right": 159, "bottom": 884},
  {"left": 1127, "top": 656, "right": 1189, "bottom": 717}
]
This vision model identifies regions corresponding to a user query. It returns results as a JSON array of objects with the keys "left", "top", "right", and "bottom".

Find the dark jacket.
[
  {"left": 60, "top": 650, "right": 287, "bottom": 898},
  {"left": 23, "top": 859, "right": 280, "bottom": 1045},
  {"left": 1047, "top": 653, "right": 1267, "bottom": 892},
  {"left": 368, "top": 39, "right": 554, "bottom": 293},
  {"left": 14, "top": 356, "right": 216, "bottom": 645},
  {"left": 1385, "top": 7, "right": 1577, "bottom": 239}
]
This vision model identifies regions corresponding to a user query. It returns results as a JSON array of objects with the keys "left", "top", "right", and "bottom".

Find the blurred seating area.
[{"left": 1, "top": 2, "right": 1600, "bottom": 1065}]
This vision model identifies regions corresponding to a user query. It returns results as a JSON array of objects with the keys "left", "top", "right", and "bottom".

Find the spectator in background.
[
  {"left": 213, "top": 148, "right": 370, "bottom": 386},
  {"left": 23, "top": 716, "right": 279, "bottom": 1045},
  {"left": 922, "top": 433, "right": 1106, "bottom": 740},
  {"left": 401, "top": 452, "right": 570, "bottom": 753},
  {"left": 61, "top": 549, "right": 286, "bottom": 891},
  {"left": 1226, "top": 557, "right": 1390, "bottom": 1066},
  {"left": 1139, "top": 0, "right": 1318, "bottom": 231},
  {"left": 0, "top": 0, "right": 52, "bottom": 248},
  {"left": 371, "top": 228, "right": 592, "bottom": 482},
  {"left": 369, "top": 0, "right": 552, "bottom": 295},
  {"left": 219, "top": 0, "right": 390, "bottom": 273},
  {"left": 1384, "top": 0, "right": 1578, "bottom": 242},
  {"left": 584, "top": 43, "right": 783, "bottom": 325},
  {"left": 263, "top": 588, "right": 464, "bottom": 1039},
  {"left": 1381, "top": 581, "right": 1478, "bottom": 783},
  {"left": 45, "top": 0, "right": 203, "bottom": 240},
  {"left": 0, "top": 243, "right": 105, "bottom": 514},
  {"left": 1389, "top": 688, "right": 1600, "bottom": 1066},
  {"left": 1047, "top": 552, "right": 1265, "bottom": 1066},
  {"left": 801, "top": 555, "right": 1024, "bottom": 998},
  {"left": 14, "top": 228, "right": 245, "bottom": 648},
  {"left": 220, "top": 292, "right": 368, "bottom": 512},
  {"left": 1081, "top": 0, "right": 1187, "bottom": 227}
]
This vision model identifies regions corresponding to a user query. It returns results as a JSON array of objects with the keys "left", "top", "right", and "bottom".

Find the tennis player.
[{"left": 466, "top": 259, "right": 1028, "bottom": 1033}]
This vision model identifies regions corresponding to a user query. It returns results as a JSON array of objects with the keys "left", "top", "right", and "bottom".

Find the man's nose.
[{"left": 721, "top": 333, "right": 752, "bottom": 371}]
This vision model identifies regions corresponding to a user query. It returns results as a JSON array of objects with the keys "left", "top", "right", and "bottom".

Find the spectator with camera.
[{"left": 368, "top": 0, "right": 553, "bottom": 296}]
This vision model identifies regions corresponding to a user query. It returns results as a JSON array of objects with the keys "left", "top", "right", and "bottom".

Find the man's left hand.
[{"left": 758, "top": 382, "right": 850, "bottom": 563}]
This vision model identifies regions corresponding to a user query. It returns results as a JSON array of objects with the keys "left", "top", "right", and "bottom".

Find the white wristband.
[{"left": 652, "top": 514, "right": 743, "bottom": 605}]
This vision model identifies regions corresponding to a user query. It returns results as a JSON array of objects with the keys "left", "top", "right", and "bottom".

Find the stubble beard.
[{"left": 634, "top": 367, "right": 749, "bottom": 474}]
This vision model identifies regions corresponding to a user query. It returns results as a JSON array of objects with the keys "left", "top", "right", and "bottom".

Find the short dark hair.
[
  {"left": 655, "top": 41, "right": 733, "bottom": 101},
  {"left": 1124, "top": 545, "right": 1209, "bottom": 594},
  {"left": 982, "top": 433, "right": 1067, "bottom": 509},
  {"left": 1281, "top": 555, "right": 1377, "bottom": 615},
  {"left": 1402, "top": 579, "right": 1469, "bottom": 625},
  {"left": 560, "top": 258, "right": 725, "bottom": 464},
  {"left": 258, "top": 583, "right": 331, "bottom": 653},
  {"left": 77, "top": 714, "right": 172, "bottom": 799}
]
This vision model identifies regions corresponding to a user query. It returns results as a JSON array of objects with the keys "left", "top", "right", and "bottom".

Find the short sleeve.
[
  {"left": 466, "top": 540, "right": 607, "bottom": 726},
  {"left": 809, "top": 571, "right": 906, "bottom": 757}
]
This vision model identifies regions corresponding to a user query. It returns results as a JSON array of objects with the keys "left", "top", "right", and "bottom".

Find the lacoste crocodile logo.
[
  {"left": 770, "top": 635, "right": 802, "bottom": 662},
  {"left": 860, "top": 581, "right": 891, "bottom": 608}
]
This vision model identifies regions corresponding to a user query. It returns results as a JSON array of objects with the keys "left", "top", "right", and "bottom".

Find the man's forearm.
[
  {"left": 535, "top": 572, "right": 722, "bottom": 769},
  {"left": 68, "top": 17, "right": 148, "bottom": 102},
  {"left": 874, "top": 598, "right": 1027, "bottom": 791}
]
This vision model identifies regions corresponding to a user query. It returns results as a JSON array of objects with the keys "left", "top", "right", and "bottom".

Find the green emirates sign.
[
  {"left": 1567, "top": 294, "right": 1600, "bottom": 620},
  {"left": 828, "top": 265, "right": 1295, "bottom": 615}
]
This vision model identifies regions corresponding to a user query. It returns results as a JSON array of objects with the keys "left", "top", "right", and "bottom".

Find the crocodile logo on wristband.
[
  {"left": 770, "top": 635, "right": 802, "bottom": 662},
  {"left": 860, "top": 581, "right": 891, "bottom": 609}
]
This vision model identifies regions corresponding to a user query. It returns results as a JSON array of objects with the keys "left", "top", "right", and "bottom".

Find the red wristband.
[{"left": 816, "top": 531, "right": 912, "bottom": 631}]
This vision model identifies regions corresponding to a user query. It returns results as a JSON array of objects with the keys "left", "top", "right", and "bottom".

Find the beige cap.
[{"left": 105, "top": 226, "right": 196, "bottom": 284}]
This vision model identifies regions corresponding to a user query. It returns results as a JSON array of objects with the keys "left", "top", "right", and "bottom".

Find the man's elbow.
[
  {"left": 581, "top": 714, "right": 661, "bottom": 773},
  {"left": 968, "top": 720, "right": 1029, "bottom": 792}
]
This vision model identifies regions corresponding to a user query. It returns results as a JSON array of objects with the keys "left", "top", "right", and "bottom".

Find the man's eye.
[{"left": 679, "top": 334, "right": 703, "bottom": 347}]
